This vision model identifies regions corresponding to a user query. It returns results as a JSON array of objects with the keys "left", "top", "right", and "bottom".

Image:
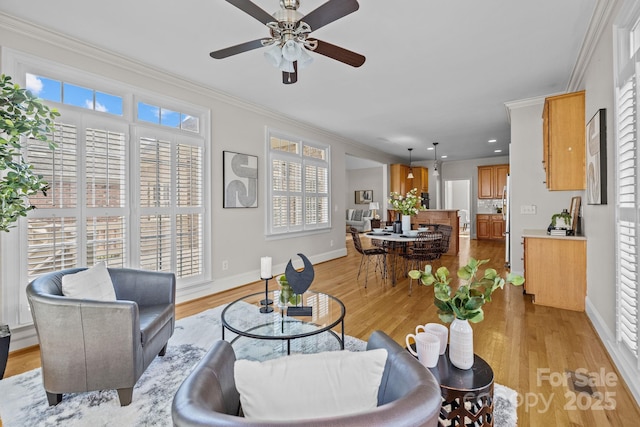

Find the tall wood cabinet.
[
  {"left": 477, "top": 164, "right": 509, "bottom": 199},
  {"left": 542, "top": 91, "right": 585, "bottom": 190},
  {"left": 390, "top": 164, "right": 428, "bottom": 195},
  {"left": 523, "top": 230, "right": 586, "bottom": 311}
]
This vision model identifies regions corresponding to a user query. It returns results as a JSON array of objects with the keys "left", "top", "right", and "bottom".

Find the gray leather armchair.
[
  {"left": 26, "top": 267, "right": 176, "bottom": 406},
  {"left": 172, "top": 330, "right": 441, "bottom": 426}
]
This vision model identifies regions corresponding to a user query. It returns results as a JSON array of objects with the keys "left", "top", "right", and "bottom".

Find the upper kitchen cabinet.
[
  {"left": 477, "top": 164, "right": 509, "bottom": 199},
  {"left": 390, "top": 164, "right": 428, "bottom": 195},
  {"left": 542, "top": 91, "right": 585, "bottom": 190}
]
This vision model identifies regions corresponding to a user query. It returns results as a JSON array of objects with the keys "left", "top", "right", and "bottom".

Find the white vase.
[
  {"left": 401, "top": 215, "right": 412, "bottom": 234},
  {"left": 449, "top": 318, "right": 474, "bottom": 369}
]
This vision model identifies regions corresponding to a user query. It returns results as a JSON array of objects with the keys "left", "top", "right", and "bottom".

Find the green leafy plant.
[
  {"left": 277, "top": 274, "right": 302, "bottom": 306},
  {"left": 388, "top": 188, "right": 420, "bottom": 216},
  {"left": 0, "top": 74, "right": 59, "bottom": 232},
  {"left": 551, "top": 210, "right": 572, "bottom": 228},
  {"left": 408, "top": 258, "right": 524, "bottom": 323}
]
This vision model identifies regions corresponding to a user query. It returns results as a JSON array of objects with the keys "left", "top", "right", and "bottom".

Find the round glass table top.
[{"left": 221, "top": 290, "right": 345, "bottom": 340}]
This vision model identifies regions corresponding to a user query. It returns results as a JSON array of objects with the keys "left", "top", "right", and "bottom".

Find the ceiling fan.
[{"left": 209, "top": 0, "right": 366, "bottom": 84}]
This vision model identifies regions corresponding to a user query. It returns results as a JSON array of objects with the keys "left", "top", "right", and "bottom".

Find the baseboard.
[{"left": 585, "top": 296, "right": 640, "bottom": 407}]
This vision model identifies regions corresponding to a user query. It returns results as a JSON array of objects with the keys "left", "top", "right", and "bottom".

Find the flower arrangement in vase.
[
  {"left": 408, "top": 258, "right": 524, "bottom": 369},
  {"left": 388, "top": 188, "right": 420, "bottom": 216},
  {"left": 388, "top": 188, "right": 420, "bottom": 233}
]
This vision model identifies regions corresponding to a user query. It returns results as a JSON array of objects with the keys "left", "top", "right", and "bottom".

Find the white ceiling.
[{"left": 1, "top": 0, "right": 597, "bottom": 164}]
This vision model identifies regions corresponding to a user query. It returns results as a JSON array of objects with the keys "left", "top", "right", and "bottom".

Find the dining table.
[{"left": 362, "top": 230, "right": 443, "bottom": 285}]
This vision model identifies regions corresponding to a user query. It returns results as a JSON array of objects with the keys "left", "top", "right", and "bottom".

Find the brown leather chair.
[{"left": 172, "top": 330, "right": 442, "bottom": 426}]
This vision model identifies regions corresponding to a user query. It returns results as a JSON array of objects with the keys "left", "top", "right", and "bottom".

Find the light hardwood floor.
[{"left": 4, "top": 235, "right": 640, "bottom": 426}]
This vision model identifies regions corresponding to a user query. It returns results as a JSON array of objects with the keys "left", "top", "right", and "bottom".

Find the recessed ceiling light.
[
  {"left": 494, "top": 149, "right": 502, "bottom": 153},
  {"left": 488, "top": 139, "right": 497, "bottom": 143},
  {"left": 441, "top": 155, "right": 448, "bottom": 158},
  {"left": 427, "top": 147, "right": 434, "bottom": 151}
]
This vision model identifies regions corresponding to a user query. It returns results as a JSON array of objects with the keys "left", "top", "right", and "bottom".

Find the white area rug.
[{"left": 0, "top": 304, "right": 518, "bottom": 426}]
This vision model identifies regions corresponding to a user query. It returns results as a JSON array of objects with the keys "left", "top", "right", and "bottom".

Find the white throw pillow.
[
  {"left": 61, "top": 262, "right": 117, "bottom": 301},
  {"left": 234, "top": 348, "right": 387, "bottom": 421}
]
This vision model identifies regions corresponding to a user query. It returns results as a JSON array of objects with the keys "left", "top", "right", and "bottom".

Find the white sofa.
[{"left": 346, "top": 209, "right": 373, "bottom": 232}]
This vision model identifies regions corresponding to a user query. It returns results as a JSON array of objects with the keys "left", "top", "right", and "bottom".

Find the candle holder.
[{"left": 259, "top": 276, "right": 274, "bottom": 313}]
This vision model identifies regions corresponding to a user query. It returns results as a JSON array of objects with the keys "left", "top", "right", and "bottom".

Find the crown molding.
[
  {"left": 503, "top": 95, "right": 546, "bottom": 123},
  {"left": 567, "top": 0, "right": 620, "bottom": 91},
  {"left": 0, "top": 12, "right": 383, "bottom": 156}
]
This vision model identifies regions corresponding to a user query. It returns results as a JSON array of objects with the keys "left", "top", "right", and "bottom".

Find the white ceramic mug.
[
  {"left": 416, "top": 323, "right": 448, "bottom": 355},
  {"left": 405, "top": 332, "right": 440, "bottom": 368}
]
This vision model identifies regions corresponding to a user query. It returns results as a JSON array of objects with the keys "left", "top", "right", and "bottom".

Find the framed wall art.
[
  {"left": 223, "top": 151, "right": 258, "bottom": 208},
  {"left": 586, "top": 109, "right": 607, "bottom": 205},
  {"left": 355, "top": 190, "right": 373, "bottom": 204},
  {"left": 569, "top": 196, "right": 581, "bottom": 235}
]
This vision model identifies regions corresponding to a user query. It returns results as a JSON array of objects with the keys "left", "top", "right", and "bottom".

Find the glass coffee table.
[{"left": 221, "top": 290, "right": 346, "bottom": 359}]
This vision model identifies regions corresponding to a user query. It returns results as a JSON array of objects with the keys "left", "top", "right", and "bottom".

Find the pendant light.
[
  {"left": 407, "top": 148, "right": 414, "bottom": 179},
  {"left": 432, "top": 142, "right": 439, "bottom": 177}
]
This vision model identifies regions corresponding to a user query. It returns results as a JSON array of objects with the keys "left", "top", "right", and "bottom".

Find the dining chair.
[
  {"left": 349, "top": 227, "right": 387, "bottom": 288},
  {"left": 402, "top": 231, "right": 444, "bottom": 295},
  {"left": 437, "top": 225, "right": 453, "bottom": 256}
]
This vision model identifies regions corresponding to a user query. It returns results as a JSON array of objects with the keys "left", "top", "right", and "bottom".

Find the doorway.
[{"left": 444, "top": 180, "right": 471, "bottom": 235}]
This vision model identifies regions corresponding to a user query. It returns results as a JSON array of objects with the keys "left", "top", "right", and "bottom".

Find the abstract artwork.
[
  {"left": 586, "top": 109, "right": 607, "bottom": 205},
  {"left": 355, "top": 190, "right": 373, "bottom": 204},
  {"left": 223, "top": 151, "right": 258, "bottom": 208}
]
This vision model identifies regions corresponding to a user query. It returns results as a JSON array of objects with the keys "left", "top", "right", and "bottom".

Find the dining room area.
[{"left": 348, "top": 222, "right": 453, "bottom": 294}]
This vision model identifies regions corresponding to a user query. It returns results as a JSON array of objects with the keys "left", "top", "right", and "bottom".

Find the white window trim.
[
  {"left": 0, "top": 48, "right": 212, "bottom": 327},
  {"left": 266, "top": 128, "right": 331, "bottom": 238}
]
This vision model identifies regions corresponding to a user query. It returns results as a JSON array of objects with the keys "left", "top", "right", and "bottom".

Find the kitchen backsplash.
[{"left": 477, "top": 199, "right": 502, "bottom": 213}]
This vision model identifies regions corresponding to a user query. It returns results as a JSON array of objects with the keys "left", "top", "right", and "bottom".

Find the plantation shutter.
[
  {"left": 26, "top": 122, "right": 79, "bottom": 276},
  {"left": 616, "top": 73, "right": 638, "bottom": 357},
  {"left": 267, "top": 132, "right": 330, "bottom": 235}
]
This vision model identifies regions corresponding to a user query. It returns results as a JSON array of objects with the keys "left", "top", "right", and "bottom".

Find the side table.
[
  {"left": 370, "top": 218, "right": 381, "bottom": 229},
  {"left": 428, "top": 349, "right": 494, "bottom": 426}
]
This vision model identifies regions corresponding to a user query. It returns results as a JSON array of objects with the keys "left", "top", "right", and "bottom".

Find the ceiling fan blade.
[
  {"left": 225, "top": 0, "right": 274, "bottom": 25},
  {"left": 210, "top": 39, "right": 265, "bottom": 59},
  {"left": 302, "top": 0, "right": 359, "bottom": 32},
  {"left": 283, "top": 62, "right": 298, "bottom": 84},
  {"left": 308, "top": 39, "right": 365, "bottom": 67}
]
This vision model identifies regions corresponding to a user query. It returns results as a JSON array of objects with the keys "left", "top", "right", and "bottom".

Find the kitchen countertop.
[{"left": 522, "top": 229, "right": 586, "bottom": 240}]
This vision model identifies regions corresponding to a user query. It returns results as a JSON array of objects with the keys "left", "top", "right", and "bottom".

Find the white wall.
[
  {"left": 346, "top": 166, "right": 386, "bottom": 216},
  {"left": 507, "top": 0, "right": 640, "bottom": 404},
  {"left": 507, "top": 100, "right": 582, "bottom": 276},
  {"left": 0, "top": 16, "right": 403, "bottom": 349}
]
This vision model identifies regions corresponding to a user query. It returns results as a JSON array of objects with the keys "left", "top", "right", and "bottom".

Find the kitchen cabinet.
[
  {"left": 390, "top": 164, "right": 428, "bottom": 195},
  {"left": 476, "top": 214, "right": 504, "bottom": 240},
  {"left": 522, "top": 230, "right": 586, "bottom": 311},
  {"left": 477, "top": 164, "right": 509, "bottom": 199},
  {"left": 542, "top": 91, "right": 585, "bottom": 190},
  {"left": 476, "top": 215, "right": 490, "bottom": 239}
]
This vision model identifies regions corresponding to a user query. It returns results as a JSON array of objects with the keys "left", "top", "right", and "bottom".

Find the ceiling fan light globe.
[
  {"left": 264, "top": 44, "right": 283, "bottom": 67},
  {"left": 279, "top": 59, "right": 295, "bottom": 73},
  {"left": 297, "top": 48, "right": 313, "bottom": 69},
  {"left": 282, "top": 40, "right": 302, "bottom": 62}
]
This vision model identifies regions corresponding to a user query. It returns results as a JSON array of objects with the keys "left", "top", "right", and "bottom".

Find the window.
[
  {"left": 615, "top": 2, "right": 640, "bottom": 369},
  {"left": 7, "top": 58, "right": 209, "bottom": 325},
  {"left": 267, "top": 131, "right": 330, "bottom": 235}
]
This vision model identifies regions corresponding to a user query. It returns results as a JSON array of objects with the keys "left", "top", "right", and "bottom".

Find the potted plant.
[
  {"left": 388, "top": 188, "right": 420, "bottom": 233},
  {"left": 0, "top": 73, "right": 59, "bottom": 377},
  {"left": 1, "top": 73, "right": 59, "bottom": 231},
  {"left": 277, "top": 274, "right": 301, "bottom": 307},
  {"left": 408, "top": 258, "right": 524, "bottom": 369},
  {"left": 551, "top": 209, "right": 572, "bottom": 229}
]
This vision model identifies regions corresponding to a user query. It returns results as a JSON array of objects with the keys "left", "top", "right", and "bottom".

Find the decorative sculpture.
[{"left": 284, "top": 253, "right": 314, "bottom": 316}]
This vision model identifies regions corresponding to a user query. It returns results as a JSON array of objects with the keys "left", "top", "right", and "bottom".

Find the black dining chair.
[
  {"left": 402, "top": 231, "right": 444, "bottom": 295},
  {"left": 349, "top": 227, "right": 387, "bottom": 288}
]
